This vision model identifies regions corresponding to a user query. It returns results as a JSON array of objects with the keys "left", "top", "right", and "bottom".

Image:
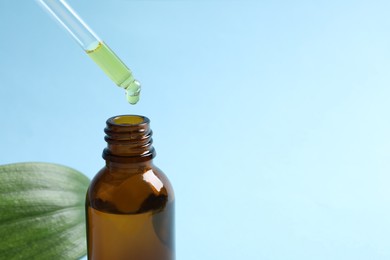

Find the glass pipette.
[{"left": 35, "top": 0, "right": 141, "bottom": 104}]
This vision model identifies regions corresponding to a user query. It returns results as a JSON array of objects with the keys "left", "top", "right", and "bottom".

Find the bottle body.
[{"left": 86, "top": 115, "right": 175, "bottom": 260}]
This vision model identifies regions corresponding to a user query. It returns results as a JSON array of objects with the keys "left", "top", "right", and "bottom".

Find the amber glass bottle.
[{"left": 86, "top": 115, "right": 174, "bottom": 260}]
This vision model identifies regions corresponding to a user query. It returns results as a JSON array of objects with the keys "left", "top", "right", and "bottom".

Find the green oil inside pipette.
[{"left": 86, "top": 41, "right": 141, "bottom": 104}]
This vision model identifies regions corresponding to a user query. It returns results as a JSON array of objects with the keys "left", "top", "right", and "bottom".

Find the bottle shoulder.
[{"left": 86, "top": 164, "right": 174, "bottom": 214}]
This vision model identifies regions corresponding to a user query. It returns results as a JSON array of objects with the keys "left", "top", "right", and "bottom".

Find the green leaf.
[{"left": 0, "top": 162, "right": 90, "bottom": 260}]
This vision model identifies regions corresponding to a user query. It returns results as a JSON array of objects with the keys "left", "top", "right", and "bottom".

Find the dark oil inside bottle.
[
  {"left": 87, "top": 202, "right": 174, "bottom": 260},
  {"left": 86, "top": 164, "right": 175, "bottom": 260}
]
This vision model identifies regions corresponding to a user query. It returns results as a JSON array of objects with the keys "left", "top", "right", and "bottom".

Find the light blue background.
[{"left": 1, "top": 0, "right": 390, "bottom": 259}]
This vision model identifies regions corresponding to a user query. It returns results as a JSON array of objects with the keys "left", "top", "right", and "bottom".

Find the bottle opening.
[
  {"left": 104, "top": 114, "right": 155, "bottom": 162},
  {"left": 111, "top": 115, "right": 145, "bottom": 125}
]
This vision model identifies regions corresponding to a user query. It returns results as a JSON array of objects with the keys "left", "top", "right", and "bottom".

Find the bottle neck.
[
  {"left": 102, "top": 115, "right": 156, "bottom": 163},
  {"left": 105, "top": 160, "right": 154, "bottom": 172}
]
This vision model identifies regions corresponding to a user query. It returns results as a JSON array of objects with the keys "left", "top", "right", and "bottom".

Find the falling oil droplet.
[{"left": 125, "top": 80, "right": 141, "bottom": 105}]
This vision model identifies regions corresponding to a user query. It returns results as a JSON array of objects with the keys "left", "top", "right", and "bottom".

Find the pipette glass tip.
[{"left": 36, "top": 0, "right": 141, "bottom": 104}]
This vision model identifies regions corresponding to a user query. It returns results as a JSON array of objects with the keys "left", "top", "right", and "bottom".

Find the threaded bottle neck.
[{"left": 102, "top": 115, "right": 156, "bottom": 163}]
